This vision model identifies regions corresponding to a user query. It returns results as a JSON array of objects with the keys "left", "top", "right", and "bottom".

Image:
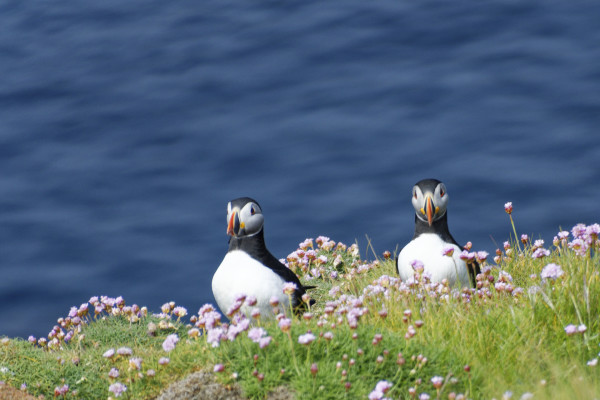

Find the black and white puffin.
[
  {"left": 212, "top": 197, "right": 313, "bottom": 318},
  {"left": 396, "top": 179, "right": 479, "bottom": 287}
]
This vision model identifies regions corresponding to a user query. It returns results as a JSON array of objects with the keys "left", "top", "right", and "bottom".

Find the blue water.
[{"left": 1, "top": 1, "right": 599, "bottom": 338}]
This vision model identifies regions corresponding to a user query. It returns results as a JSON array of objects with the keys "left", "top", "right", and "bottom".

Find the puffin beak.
[
  {"left": 227, "top": 211, "right": 240, "bottom": 236},
  {"left": 425, "top": 195, "right": 434, "bottom": 226}
]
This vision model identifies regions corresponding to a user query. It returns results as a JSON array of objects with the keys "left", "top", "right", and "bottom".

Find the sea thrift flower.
[
  {"left": 162, "top": 334, "right": 179, "bottom": 352},
  {"left": 569, "top": 238, "right": 588, "bottom": 256},
  {"left": 577, "top": 324, "right": 587, "bottom": 333},
  {"left": 431, "top": 376, "right": 444, "bottom": 389},
  {"left": 158, "top": 357, "right": 170, "bottom": 365},
  {"left": 299, "top": 238, "right": 313, "bottom": 250},
  {"left": 531, "top": 248, "right": 550, "bottom": 259},
  {"left": 248, "top": 327, "right": 267, "bottom": 343},
  {"left": 298, "top": 332, "right": 316, "bottom": 345},
  {"left": 310, "top": 363, "right": 318, "bottom": 376},
  {"left": 368, "top": 380, "right": 392, "bottom": 400},
  {"left": 206, "top": 327, "right": 225, "bottom": 347},
  {"left": 442, "top": 246, "right": 455, "bottom": 257},
  {"left": 27, "top": 336, "right": 36, "bottom": 344},
  {"left": 103, "top": 349, "right": 115, "bottom": 359},
  {"left": 108, "top": 382, "right": 127, "bottom": 397},
  {"left": 116, "top": 347, "right": 132, "bottom": 356},
  {"left": 269, "top": 296, "right": 280, "bottom": 306},
  {"left": 419, "top": 393, "right": 431, "bottom": 400},
  {"left": 504, "top": 202, "right": 513, "bottom": 214},
  {"left": 278, "top": 318, "right": 291, "bottom": 332},
  {"left": 214, "top": 364, "right": 225, "bottom": 373},
  {"left": 564, "top": 324, "right": 577, "bottom": 336},
  {"left": 587, "top": 358, "right": 598, "bottom": 367},
  {"left": 540, "top": 263, "right": 564, "bottom": 281},
  {"left": 129, "top": 357, "right": 142, "bottom": 370},
  {"left": 259, "top": 337, "right": 272, "bottom": 348},
  {"left": 476, "top": 251, "right": 489, "bottom": 263},
  {"left": 147, "top": 369, "right": 155, "bottom": 377},
  {"left": 173, "top": 306, "right": 187, "bottom": 318},
  {"left": 108, "top": 367, "right": 119, "bottom": 378},
  {"left": 283, "top": 282, "right": 297, "bottom": 295},
  {"left": 54, "top": 384, "right": 69, "bottom": 396},
  {"left": 571, "top": 223, "right": 587, "bottom": 239},
  {"left": 520, "top": 234, "right": 529, "bottom": 244},
  {"left": 410, "top": 260, "right": 424, "bottom": 272}
]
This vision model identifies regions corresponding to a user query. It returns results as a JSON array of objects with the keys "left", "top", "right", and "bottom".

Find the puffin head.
[
  {"left": 226, "top": 197, "right": 265, "bottom": 238},
  {"left": 411, "top": 179, "right": 449, "bottom": 226}
]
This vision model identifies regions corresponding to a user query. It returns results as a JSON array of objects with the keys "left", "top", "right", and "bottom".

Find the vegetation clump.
[{"left": 1, "top": 206, "right": 599, "bottom": 399}]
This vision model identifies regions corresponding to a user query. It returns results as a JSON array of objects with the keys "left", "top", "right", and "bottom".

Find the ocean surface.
[{"left": 1, "top": 1, "right": 599, "bottom": 338}]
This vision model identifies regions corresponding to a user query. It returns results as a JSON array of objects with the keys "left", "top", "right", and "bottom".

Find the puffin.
[
  {"left": 212, "top": 197, "right": 314, "bottom": 318},
  {"left": 396, "top": 179, "right": 479, "bottom": 288}
]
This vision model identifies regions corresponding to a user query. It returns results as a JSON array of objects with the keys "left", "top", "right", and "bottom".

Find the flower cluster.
[
  {"left": 284, "top": 237, "right": 361, "bottom": 281},
  {"left": 29, "top": 296, "right": 147, "bottom": 351}
]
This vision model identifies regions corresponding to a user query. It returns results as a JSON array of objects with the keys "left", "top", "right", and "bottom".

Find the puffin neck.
[
  {"left": 228, "top": 228, "right": 269, "bottom": 258},
  {"left": 413, "top": 212, "right": 455, "bottom": 243}
]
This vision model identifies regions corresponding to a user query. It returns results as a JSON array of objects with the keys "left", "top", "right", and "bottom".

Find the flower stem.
[
  {"left": 286, "top": 331, "right": 301, "bottom": 375},
  {"left": 509, "top": 215, "right": 522, "bottom": 253}
]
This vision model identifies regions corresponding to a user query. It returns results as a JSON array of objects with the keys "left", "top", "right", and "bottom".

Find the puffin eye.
[
  {"left": 413, "top": 190, "right": 417, "bottom": 199},
  {"left": 440, "top": 188, "right": 445, "bottom": 197},
  {"left": 250, "top": 206, "right": 255, "bottom": 215}
]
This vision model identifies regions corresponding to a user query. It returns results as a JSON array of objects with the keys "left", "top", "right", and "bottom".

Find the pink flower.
[
  {"left": 298, "top": 332, "right": 316, "bottom": 345},
  {"left": 108, "top": 382, "right": 127, "bottom": 397},
  {"left": 129, "top": 357, "right": 142, "bottom": 370},
  {"left": 431, "top": 376, "right": 443, "bottom": 389},
  {"left": 504, "top": 202, "right": 513, "bottom": 214},
  {"left": 158, "top": 357, "right": 170, "bottom": 365},
  {"left": 540, "top": 263, "right": 564, "bottom": 281},
  {"left": 53, "top": 385, "right": 69, "bottom": 396},
  {"left": 258, "top": 337, "right": 272, "bottom": 348},
  {"left": 410, "top": 260, "right": 424, "bottom": 272},
  {"left": 442, "top": 246, "right": 455, "bottom": 257},
  {"left": 299, "top": 238, "right": 313, "bottom": 250},
  {"left": 278, "top": 318, "right": 291, "bottom": 332},
  {"left": 214, "top": 364, "right": 225, "bottom": 373},
  {"left": 248, "top": 327, "right": 267, "bottom": 343},
  {"left": 162, "top": 334, "right": 179, "bottom": 352},
  {"left": 476, "top": 251, "right": 489, "bottom": 262},
  {"left": 173, "top": 306, "right": 187, "bottom": 318},
  {"left": 103, "top": 348, "right": 115, "bottom": 359},
  {"left": 282, "top": 282, "right": 298, "bottom": 295},
  {"left": 564, "top": 324, "right": 577, "bottom": 336},
  {"left": 116, "top": 347, "right": 132, "bottom": 356},
  {"left": 531, "top": 248, "right": 550, "bottom": 259},
  {"left": 108, "top": 368, "right": 119, "bottom": 379}
]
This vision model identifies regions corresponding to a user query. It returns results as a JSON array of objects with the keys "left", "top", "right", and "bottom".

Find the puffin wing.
[{"left": 260, "top": 252, "right": 315, "bottom": 309}]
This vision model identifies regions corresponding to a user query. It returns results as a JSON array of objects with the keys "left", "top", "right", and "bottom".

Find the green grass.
[{"left": 1, "top": 224, "right": 599, "bottom": 399}]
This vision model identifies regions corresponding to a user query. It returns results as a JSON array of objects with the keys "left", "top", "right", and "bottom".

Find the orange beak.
[
  {"left": 227, "top": 212, "right": 237, "bottom": 236},
  {"left": 425, "top": 196, "right": 434, "bottom": 226}
]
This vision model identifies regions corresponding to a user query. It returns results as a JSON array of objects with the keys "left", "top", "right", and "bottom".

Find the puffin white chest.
[
  {"left": 397, "top": 233, "right": 470, "bottom": 287},
  {"left": 212, "top": 250, "right": 290, "bottom": 318}
]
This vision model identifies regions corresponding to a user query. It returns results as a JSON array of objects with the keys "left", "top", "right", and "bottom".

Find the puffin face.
[
  {"left": 226, "top": 197, "right": 264, "bottom": 237},
  {"left": 411, "top": 179, "right": 448, "bottom": 226}
]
